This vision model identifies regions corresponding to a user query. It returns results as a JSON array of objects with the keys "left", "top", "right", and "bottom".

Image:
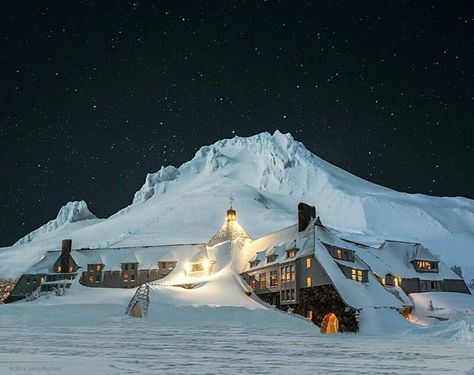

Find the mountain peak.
[{"left": 14, "top": 201, "right": 97, "bottom": 246}]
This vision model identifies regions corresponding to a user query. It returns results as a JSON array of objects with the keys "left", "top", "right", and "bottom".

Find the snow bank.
[{"left": 358, "top": 307, "right": 414, "bottom": 335}]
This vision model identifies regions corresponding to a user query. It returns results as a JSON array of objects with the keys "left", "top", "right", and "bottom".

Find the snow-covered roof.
[
  {"left": 314, "top": 226, "right": 460, "bottom": 281},
  {"left": 240, "top": 222, "right": 315, "bottom": 273},
  {"left": 410, "top": 243, "right": 439, "bottom": 262},
  {"left": 26, "top": 244, "right": 207, "bottom": 274},
  {"left": 355, "top": 240, "right": 459, "bottom": 281},
  {"left": 314, "top": 227, "right": 403, "bottom": 309},
  {"left": 208, "top": 220, "right": 251, "bottom": 247}
]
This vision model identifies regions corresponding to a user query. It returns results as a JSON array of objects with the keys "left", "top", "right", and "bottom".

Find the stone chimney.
[
  {"left": 60, "top": 239, "right": 72, "bottom": 273},
  {"left": 298, "top": 203, "right": 316, "bottom": 232}
]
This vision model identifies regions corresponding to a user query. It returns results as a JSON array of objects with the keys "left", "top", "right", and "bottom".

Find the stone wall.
[
  {"left": 0, "top": 279, "right": 17, "bottom": 303},
  {"left": 258, "top": 291, "right": 281, "bottom": 309},
  {"left": 293, "top": 285, "right": 358, "bottom": 332},
  {"left": 254, "top": 284, "right": 358, "bottom": 332}
]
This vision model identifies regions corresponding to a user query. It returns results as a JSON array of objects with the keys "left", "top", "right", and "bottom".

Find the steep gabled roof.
[
  {"left": 240, "top": 222, "right": 315, "bottom": 272},
  {"left": 410, "top": 243, "right": 439, "bottom": 262},
  {"left": 314, "top": 226, "right": 403, "bottom": 310},
  {"left": 208, "top": 221, "right": 251, "bottom": 247}
]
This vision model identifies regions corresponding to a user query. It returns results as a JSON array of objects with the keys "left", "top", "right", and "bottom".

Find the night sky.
[{"left": 1, "top": 1, "right": 472, "bottom": 246}]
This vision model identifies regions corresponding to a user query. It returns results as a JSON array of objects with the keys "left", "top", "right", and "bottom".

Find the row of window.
[
  {"left": 415, "top": 261, "right": 438, "bottom": 271},
  {"left": 25, "top": 276, "right": 44, "bottom": 285},
  {"left": 281, "top": 288, "right": 296, "bottom": 302},
  {"left": 55, "top": 265, "right": 75, "bottom": 273},
  {"left": 281, "top": 265, "right": 295, "bottom": 283},
  {"left": 328, "top": 246, "right": 355, "bottom": 262},
  {"left": 250, "top": 248, "right": 301, "bottom": 268},
  {"left": 420, "top": 280, "right": 442, "bottom": 292},
  {"left": 86, "top": 261, "right": 177, "bottom": 273}
]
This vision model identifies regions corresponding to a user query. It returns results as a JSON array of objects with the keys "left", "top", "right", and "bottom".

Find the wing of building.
[{"left": 239, "top": 203, "right": 470, "bottom": 333}]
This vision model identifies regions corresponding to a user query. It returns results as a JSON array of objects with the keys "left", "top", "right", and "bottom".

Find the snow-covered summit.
[
  {"left": 14, "top": 201, "right": 98, "bottom": 246},
  {"left": 1, "top": 131, "right": 473, "bottom": 281}
]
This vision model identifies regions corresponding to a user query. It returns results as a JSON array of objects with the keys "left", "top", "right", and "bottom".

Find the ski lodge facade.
[{"left": 6, "top": 202, "right": 470, "bottom": 333}]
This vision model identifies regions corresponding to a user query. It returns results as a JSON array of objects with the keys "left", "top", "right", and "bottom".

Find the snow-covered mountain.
[
  {"left": 1, "top": 131, "right": 473, "bottom": 281},
  {"left": 14, "top": 201, "right": 99, "bottom": 246}
]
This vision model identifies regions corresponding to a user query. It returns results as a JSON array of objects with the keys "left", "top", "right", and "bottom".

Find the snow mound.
[{"left": 14, "top": 201, "right": 97, "bottom": 246}]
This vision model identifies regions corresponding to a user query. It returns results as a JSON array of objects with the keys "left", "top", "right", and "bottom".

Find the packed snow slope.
[{"left": 1, "top": 131, "right": 473, "bottom": 281}]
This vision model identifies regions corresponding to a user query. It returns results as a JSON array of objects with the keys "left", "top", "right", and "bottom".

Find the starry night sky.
[{"left": 1, "top": 1, "right": 472, "bottom": 246}]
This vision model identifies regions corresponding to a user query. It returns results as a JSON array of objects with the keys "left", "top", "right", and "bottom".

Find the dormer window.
[
  {"left": 266, "top": 254, "right": 277, "bottom": 263},
  {"left": 331, "top": 247, "right": 355, "bottom": 262},
  {"left": 286, "top": 248, "right": 297, "bottom": 258},
  {"left": 249, "top": 260, "right": 260, "bottom": 268},
  {"left": 351, "top": 269, "right": 365, "bottom": 282},
  {"left": 413, "top": 261, "right": 439, "bottom": 273}
]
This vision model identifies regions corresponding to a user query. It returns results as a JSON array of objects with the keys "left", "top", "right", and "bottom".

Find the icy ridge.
[
  {"left": 132, "top": 166, "right": 180, "bottom": 204},
  {"left": 14, "top": 201, "right": 97, "bottom": 246}
]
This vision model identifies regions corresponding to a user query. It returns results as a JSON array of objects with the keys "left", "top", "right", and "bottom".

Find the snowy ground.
[{"left": 1, "top": 292, "right": 474, "bottom": 375}]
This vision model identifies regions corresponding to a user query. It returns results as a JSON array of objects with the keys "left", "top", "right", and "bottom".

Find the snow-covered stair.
[{"left": 126, "top": 283, "right": 150, "bottom": 318}]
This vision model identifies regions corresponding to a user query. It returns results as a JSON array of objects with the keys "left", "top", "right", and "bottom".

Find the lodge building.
[{"left": 5, "top": 201, "right": 471, "bottom": 335}]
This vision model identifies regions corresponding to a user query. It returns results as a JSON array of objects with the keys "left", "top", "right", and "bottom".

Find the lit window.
[
  {"left": 191, "top": 263, "right": 205, "bottom": 272},
  {"left": 351, "top": 269, "right": 363, "bottom": 282},
  {"left": 88, "top": 275, "right": 94, "bottom": 283},
  {"left": 287, "top": 249, "right": 296, "bottom": 258},
  {"left": 123, "top": 274, "right": 129, "bottom": 282},
  {"left": 96, "top": 264, "right": 101, "bottom": 272},
  {"left": 250, "top": 277, "right": 256, "bottom": 289},
  {"left": 336, "top": 249, "right": 342, "bottom": 259},
  {"left": 69, "top": 265, "right": 73, "bottom": 273},
  {"left": 306, "top": 310, "right": 313, "bottom": 321},
  {"left": 289, "top": 265, "right": 295, "bottom": 281},
  {"left": 306, "top": 277, "right": 312, "bottom": 287},
  {"left": 280, "top": 267, "right": 286, "bottom": 283},
  {"left": 306, "top": 258, "right": 311, "bottom": 268},
  {"left": 259, "top": 272, "right": 266, "bottom": 289},
  {"left": 270, "top": 270, "right": 278, "bottom": 287},
  {"left": 57, "top": 266, "right": 62, "bottom": 273},
  {"left": 416, "top": 261, "right": 437, "bottom": 271}
]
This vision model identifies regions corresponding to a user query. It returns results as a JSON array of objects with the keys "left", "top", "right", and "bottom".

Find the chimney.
[
  {"left": 298, "top": 203, "right": 316, "bottom": 232},
  {"left": 60, "top": 239, "right": 72, "bottom": 273}
]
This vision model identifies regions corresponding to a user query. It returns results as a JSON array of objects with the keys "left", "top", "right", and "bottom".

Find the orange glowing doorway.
[{"left": 321, "top": 313, "right": 339, "bottom": 334}]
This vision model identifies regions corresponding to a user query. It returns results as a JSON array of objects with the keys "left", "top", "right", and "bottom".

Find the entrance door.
[{"left": 321, "top": 313, "right": 339, "bottom": 334}]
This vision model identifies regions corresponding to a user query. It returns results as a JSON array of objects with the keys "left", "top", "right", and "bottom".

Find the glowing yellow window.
[
  {"left": 357, "top": 270, "right": 363, "bottom": 281},
  {"left": 96, "top": 264, "right": 101, "bottom": 271},
  {"left": 306, "top": 277, "right": 312, "bottom": 287},
  {"left": 336, "top": 249, "right": 342, "bottom": 259},
  {"left": 306, "top": 258, "right": 311, "bottom": 268},
  {"left": 68, "top": 265, "right": 73, "bottom": 273},
  {"left": 56, "top": 265, "right": 62, "bottom": 273},
  {"left": 306, "top": 310, "right": 313, "bottom": 321}
]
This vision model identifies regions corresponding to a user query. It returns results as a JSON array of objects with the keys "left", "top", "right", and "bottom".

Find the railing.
[{"left": 125, "top": 283, "right": 150, "bottom": 318}]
